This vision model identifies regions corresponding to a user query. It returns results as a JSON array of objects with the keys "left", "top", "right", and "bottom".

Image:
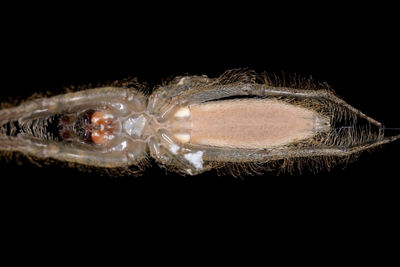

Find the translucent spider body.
[{"left": 0, "top": 71, "right": 399, "bottom": 175}]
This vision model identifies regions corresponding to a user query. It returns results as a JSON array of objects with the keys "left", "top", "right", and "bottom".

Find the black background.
[{"left": 0, "top": 5, "right": 398, "bottom": 198}]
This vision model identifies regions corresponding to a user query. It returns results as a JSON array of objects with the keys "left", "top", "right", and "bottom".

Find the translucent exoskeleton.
[{"left": 1, "top": 70, "right": 399, "bottom": 176}]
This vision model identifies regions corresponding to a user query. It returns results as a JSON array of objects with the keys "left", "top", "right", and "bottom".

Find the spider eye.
[
  {"left": 91, "top": 130, "right": 108, "bottom": 144},
  {"left": 90, "top": 111, "right": 116, "bottom": 145},
  {"left": 61, "top": 115, "right": 71, "bottom": 124},
  {"left": 60, "top": 130, "right": 72, "bottom": 139}
]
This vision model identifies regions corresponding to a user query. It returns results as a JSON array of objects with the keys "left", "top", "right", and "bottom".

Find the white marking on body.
[
  {"left": 111, "top": 103, "right": 126, "bottom": 111},
  {"left": 169, "top": 144, "right": 180, "bottom": 155},
  {"left": 184, "top": 151, "right": 204, "bottom": 170},
  {"left": 174, "top": 133, "right": 190, "bottom": 143},
  {"left": 112, "top": 141, "right": 127, "bottom": 151},
  {"left": 174, "top": 107, "right": 191, "bottom": 118},
  {"left": 178, "top": 77, "right": 186, "bottom": 85},
  {"left": 124, "top": 115, "right": 146, "bottom": 137},
  {"left": 33, "top": 109, "right": 48, "bottom": 113}
]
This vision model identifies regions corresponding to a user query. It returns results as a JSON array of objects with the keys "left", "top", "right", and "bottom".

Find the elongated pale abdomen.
[{"left": 188, "top": 99, "right": 327, "bottom": 149}]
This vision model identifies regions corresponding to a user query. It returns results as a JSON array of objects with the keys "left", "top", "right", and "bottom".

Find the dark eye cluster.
[
  {"left": 58, "top": 109, "right": 96, "bottom": 143},
  {"left": 73, "top": 109, "right": 95, "bottom": 143}
]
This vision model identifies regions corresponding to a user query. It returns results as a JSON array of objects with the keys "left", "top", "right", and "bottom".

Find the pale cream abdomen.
[{"left": 186, "top": 99, "right": 323, "bottom": 149}]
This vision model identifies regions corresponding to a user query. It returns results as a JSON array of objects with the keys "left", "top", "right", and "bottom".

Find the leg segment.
[
  {"left": 187, "top": 132, "right": 400, "bottom": 163},
  {"left": 0, "top": 135, "right": 147, "bottom": 168},
  {"left": 0, "top": 87, "right": 144, "bottom": 123}
]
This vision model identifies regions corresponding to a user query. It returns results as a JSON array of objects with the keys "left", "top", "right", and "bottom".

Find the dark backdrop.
[{"left": 1, "top": 5, "right": 399, "bottom": 260}]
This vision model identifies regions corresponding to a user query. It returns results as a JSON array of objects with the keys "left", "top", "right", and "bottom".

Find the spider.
[{"left": 0, "top": 70, "right": 398, "bottom": 176}]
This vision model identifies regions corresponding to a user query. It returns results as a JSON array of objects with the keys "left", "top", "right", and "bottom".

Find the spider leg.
[
  {"left": 0, "top": 135, "right": 147, "bottom": 168},
  {"left": 266, "top": 133, "right": 400, "bottom": 160},
  {"left": 148, "top": 135, "right": 204, "bottom": 175},
  {"left": 0, "top": 87, "right": 140, "bottom": 123},
  {"left": 186, "top": 131, "right": 400, "bottom": 164},
  {"left": 147, "top": 75, "right": 211, "bottom": 114},
  {"left": 261, "top": 87, "right": 383, "bottom": 130}
]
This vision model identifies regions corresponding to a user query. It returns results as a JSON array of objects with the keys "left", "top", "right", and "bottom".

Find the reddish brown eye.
[
  {"left": 61, "top": 131, "right": 70, "bottom": 139},
  {"left": 91, "top": 130, "right": 108, "bottom": 144},
  {"left": 61, "top": 116, "right": 70, "bottom": 123},
  {"left": 90, "top": 111, "right": 115, "bottom": 145},
  {"left": 91, "top": 111, "right": 113, "bottom": 125}
]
